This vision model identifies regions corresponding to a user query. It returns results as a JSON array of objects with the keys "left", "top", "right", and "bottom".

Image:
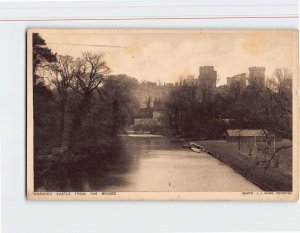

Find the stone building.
[
  {"left": 198, "top": 66, "right": 217, "bottom": 89},
  {"left": 135, "top": 81, "right": 173, "bottom": 109},
  {"left": 181, "top": 75, "right": 198, "bottom": 86},
  {"left": 227, "top": 73, "right": 247, "bottom": 89},
  {"left": 133, "top": 107, "right": 154, "bottom": 126},
  {"left": 248, "top": 67, "right": 266, "bottom": 86},
  {"left": 133, "top": 99, "right": 166, "bottom": 128}
]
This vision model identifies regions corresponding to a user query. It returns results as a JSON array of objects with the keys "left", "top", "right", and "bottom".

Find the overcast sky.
[{"left": 36, "top": 29, "right": 297, "bottom": 86}]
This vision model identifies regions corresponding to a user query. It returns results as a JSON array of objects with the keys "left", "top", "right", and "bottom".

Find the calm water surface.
[
  {"left": 38, "top": 135, "right": 261, "bottom": 192},
  {"left": 90, "top": 135, "right": 261, "bottom": 192}
]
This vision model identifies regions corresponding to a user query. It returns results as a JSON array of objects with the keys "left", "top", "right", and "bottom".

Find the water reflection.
[
  {"left": 35, "top": 135, "right": 261, "bottom": 192},
  {"left": 35, "top": 137, "right": 136, "bottom": 192}
]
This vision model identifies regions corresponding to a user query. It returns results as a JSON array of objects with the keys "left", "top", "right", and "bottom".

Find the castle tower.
[
  {"left": 248, "top": 67, "right": 265, "bottom": 87},
  {"left": 198, "top": 66, "right": 217, "bottom": 89}
]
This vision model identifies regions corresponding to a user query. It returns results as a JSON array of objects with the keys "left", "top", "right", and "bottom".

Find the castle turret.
[
  {"left": 198, "top": 66, "right": 217, "bottom": 89},
  {"left": 248, "top": 67, "right": 265, "bottom": 87}
]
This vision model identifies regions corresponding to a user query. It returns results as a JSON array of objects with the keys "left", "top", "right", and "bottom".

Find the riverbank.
[{"left": 192, "top": 140, "right": 292, "bottom": 191}]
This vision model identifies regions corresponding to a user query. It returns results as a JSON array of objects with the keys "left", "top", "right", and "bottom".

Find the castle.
[
  {"left": 248, "top": 67, "right": 266, "bottom": 86},
  {"left": 227, "top": 73, "right": 247, "bottom": 89},
  {"left": 135, "top": 66, "right": 266, "bottom": 110},
  {"left": 198, "top": 66, "right": 217, "bottom": 89},
  {"left": 132, "top": 66, "right": 219, "bottom": 129},
  {"left": 132, "top": 66, "right": 267, "bottom": 129},
  {"left": 135, "top": 81, "right": 173, "bottom": 109},
  {"left": 134, "top": 66, "right": 218, "bottom": 109},
  {"left": 227, "top": 67, "right": 266, "bottom": 88}
]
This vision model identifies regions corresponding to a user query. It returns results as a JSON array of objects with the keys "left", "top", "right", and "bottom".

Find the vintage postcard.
[{"left": 27, "top": 29, "right": 298, "bottom": 200}]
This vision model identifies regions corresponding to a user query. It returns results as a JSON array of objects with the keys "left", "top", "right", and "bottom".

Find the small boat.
[{"left": 189, "top": 142, "right": 206, "bottom": 153}]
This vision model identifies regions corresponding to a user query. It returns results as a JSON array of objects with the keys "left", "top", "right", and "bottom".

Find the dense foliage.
[
  {"left": 165, "top": 71, "right": 292, "bottom": 140},
  {"left": 33, "top": 34, "right": 139, "bottom": 155}
]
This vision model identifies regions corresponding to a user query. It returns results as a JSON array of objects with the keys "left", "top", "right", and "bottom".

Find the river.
[
  {"left": 96, "top": 135, "right": 261, "bottom": 192},
  {"left": 37, "top": 135, "right": 261, "bottom": 192}
]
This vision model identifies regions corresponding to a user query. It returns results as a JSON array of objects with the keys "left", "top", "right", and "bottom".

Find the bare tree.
[
  {"left": 46, "top": 55, "right": 76, "bottom": 147},
  {"left": 239, "top": 68, "right": 292, "bottom": 170},
  {"left": 247, "top": 68, "right": 292, "bottom": 140},
  {"left": 71, "top": 52, "right": 111, "bottom": 96},
  {"left": 68, "top": 51, "right": 111, "bottom": 145}
]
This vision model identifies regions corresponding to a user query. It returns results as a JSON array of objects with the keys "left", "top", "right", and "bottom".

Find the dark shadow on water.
[
  {"left": 34, "top": 135, "right": 181, "bottom": 192},
  {"left": 34, "top": 137, "right": 138, "bottom": 192}
]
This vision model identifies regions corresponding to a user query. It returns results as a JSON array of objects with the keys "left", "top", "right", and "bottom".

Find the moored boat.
[{"left": 189, "top": 142, "right": 206, "bottom": 153}]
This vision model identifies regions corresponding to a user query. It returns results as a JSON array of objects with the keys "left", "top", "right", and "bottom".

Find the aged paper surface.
[{"left": 27, "top": 29, "right": 298, "bottom": 200}]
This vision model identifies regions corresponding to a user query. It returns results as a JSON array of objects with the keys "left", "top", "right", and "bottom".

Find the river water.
[
  {"left": 96, "top": 135, "right": 261, "bottom": 192},
  {"left": 38, "top": 134, "right": 261, "bottom": 192}
]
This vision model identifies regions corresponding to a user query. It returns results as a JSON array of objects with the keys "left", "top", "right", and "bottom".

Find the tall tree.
[
  {"left": 32, "top": 33, "right": 57, "bottom": 85},
  {"left": 47, "top": 55, "right": 76, "bottom": 147},
  {"left": 101, "top": 75, "right": 139, "bottom": 135},
  {"left": 237, "top": 68, "right": 292, "bottom": 139},
  {"left": 68, "top": 51, "right": 111, "bottom": 145},
  {"left": 235, "top": 68, "right": 293, "bottom": 169},
  {"left": 32, "top": 33, "right": 58, "bottom": 154}
]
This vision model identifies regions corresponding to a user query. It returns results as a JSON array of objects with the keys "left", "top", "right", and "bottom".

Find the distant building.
[
  {"left": 135, "top": 81, "right": 173, "bottom": 109},
  {"left": 225, "top": 129, "right": 273, "bottom": 142},
  {"left": 248, "top": 67, "right": 266, "bottom": 87},
  {"left": 152, "top": 110, "right": 165, "bottom": 126},
  {"left": 182, "top": 75, "right": 198, "bottom": 86},
  {"left": 133, "top": 99, "right": 166, "bottom": 127},
  {"left": 133, "top": 107, "right": 154, "bottom": 126},
  {"left": 227, "top": 73, "right": 247, "bottom": 89},
  {"left": 198, "top": 66, "right": 217, "bottom": 89}
]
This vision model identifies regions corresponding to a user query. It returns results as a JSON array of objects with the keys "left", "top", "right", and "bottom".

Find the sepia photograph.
[{"left": 27, "top": 29, "right": 298, "bottom": 200}]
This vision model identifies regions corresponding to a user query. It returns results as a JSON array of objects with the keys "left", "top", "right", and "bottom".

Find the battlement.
[
  {"left": 200, "top": 66, "right": 215, "bottom": 70},
  {"left": 249, "top": 67, "right": 266, "bottom": 78},
  {"left": 199, "top": 66, "right": 216, "bottom": 73},
  {"left": 249, "top": 67, "right": 266, "bottom": 72}
]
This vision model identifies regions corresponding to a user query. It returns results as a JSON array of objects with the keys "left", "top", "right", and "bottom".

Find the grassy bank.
[{"left": 193, "top": 140, "right": 293, "bottom": 191}]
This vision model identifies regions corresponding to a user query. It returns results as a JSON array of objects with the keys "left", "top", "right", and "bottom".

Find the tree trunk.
[
  {"left": 58, "top": 98, "right": 66, "bottom": 148},
  {"left": 68, "top": 93, "right": 92, "bottom": 147}
]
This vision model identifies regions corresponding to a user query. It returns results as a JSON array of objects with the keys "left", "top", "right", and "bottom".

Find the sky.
[{"left": 36, "top": 29, "right": 297, "bottom": 86}]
